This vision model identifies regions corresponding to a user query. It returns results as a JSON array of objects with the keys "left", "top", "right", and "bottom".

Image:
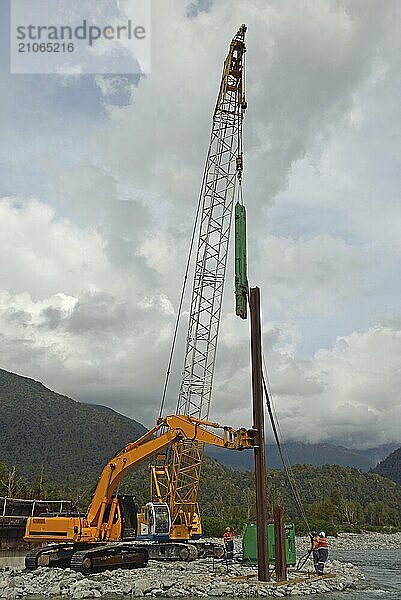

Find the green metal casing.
[
  {"left": 242, "top": 523, "right": 297, "bottom": 566},
  {"left": 235, "top": 202, "right": 248, "bottom": 319}
]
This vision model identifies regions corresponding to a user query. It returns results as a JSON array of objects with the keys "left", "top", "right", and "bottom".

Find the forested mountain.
[
  {"left": 373, "top": 446, "right": 401, "bottom": 485},
  {"left": 1, "top": 367, "right": 398, "bottom": 481},
  {"left": 0, "top": 368, "right": 146, "bottom": 480},
  {"left": 200, "top": 461, "right": 401, "bottom": 526},
  {"left": 1, "top": 365, "right": 401, "bottom": 535}
]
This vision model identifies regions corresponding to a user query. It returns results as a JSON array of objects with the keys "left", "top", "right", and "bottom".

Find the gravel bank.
[
  {"left": 2, "top": 533, "right": 388, "bottom": 598},
  {"left": 317, "top": 531, "right": 401, "bottom": 551},
  {"left": 0, "top": 556, "right": 364, "bottom": 598},
  {"left": 4, "top": 531, "right": 400, "bottom": 597}
]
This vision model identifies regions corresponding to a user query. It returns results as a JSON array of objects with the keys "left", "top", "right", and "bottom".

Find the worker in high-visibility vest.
[
  {"left": 316, "top": 531, "right": 329, "bottom": 575},
  {"left": 223, "top": 527, "right": 234, "bottom": 561}
]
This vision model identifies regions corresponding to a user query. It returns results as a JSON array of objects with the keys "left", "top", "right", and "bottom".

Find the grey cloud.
[
  {"left": 38, "top": 291, "right": 160, "bottom": 336},
  {"left": 235, "top": 1, "right": 396, "bottom": 210},
  {"left": 40, "top": 307, "right": 64, "bottom": 330},
  {"left": 62, "top": 293, "right": 129, "bottom": 334},
  {"left": 4, "top": 308, "right": 32, "bottom": 327},
  {"left": 0, "top": 332, "right": 48, "bottom": 373},
  {"left": 186, "top": 0, "right": 214, "bottom": 18}
]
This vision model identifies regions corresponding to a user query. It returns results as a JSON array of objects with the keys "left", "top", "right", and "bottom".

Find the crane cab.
[{"left": 137, "top": 502, "right": 171, "bottom": 541}]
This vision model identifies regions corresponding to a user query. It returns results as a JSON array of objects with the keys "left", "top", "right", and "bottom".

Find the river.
[
  {"left": 0, "top": 548, "right": 400, "bottom": 598},
  {"left": 0, "top": 549, "right": 25, "bottom": 568},
  {"left": 318, "top": 549, "right": 401, "bottom": 599}
]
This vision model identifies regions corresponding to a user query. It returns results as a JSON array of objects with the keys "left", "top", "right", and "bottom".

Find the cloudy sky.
[{"left": 1, "top": 0, "right": 401, "bottom": 449}]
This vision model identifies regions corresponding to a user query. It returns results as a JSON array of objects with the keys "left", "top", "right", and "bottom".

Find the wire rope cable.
[
  {"left": 158, "top": 147, "right": 211, "bottom": 420},
  {"left": 263, "top": 377, "right": 313, "bottom": 573},
  {"left": 259, "top": 334, "right": 310, "bottom": 531}
]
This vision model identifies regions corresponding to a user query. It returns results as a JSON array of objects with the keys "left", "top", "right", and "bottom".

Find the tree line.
[{"left": 1, "top": 460, "right": 400, "bottom": 537}]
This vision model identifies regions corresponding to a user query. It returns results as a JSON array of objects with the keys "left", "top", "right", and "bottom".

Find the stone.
[
  {"left": 0, "top": 535, "right": 368, "bottom": 598},
  {"left": 71, "top": 590, "right": 93, "bottom": 599},
  {"left": 135, "top": 578, "right": 157, "bottom": 593}
]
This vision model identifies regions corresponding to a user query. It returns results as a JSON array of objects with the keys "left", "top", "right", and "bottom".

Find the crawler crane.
[
  {"left": 148, "top": 22, "right": 248, "bottom": 544},
  {"left": 24, "top": 415, "right": 255, "bottom": 571},
  {"left": 24, "top": 25, "right": 250, "bottom": 572}
]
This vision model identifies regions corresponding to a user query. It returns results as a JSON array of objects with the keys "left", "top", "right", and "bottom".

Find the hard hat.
[
  {"left": 225, "top": 527, "right": 230, "bottom": 531},
  {"left": 319, "top": 531, "right": 325, "bottom": 537},
  {"left": 311, "top": 530, "right": 317, "bottom": 536}
]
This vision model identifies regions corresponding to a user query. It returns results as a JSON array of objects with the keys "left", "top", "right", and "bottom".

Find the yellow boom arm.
[
  {"left": 24, "top": 414, "right": 255, "bottom": 545},
  {"left": 87, "top": 415, "right": 255, "bottom": 529}
]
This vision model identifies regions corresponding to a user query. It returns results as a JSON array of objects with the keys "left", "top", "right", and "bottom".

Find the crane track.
[
  {"left": 25, "top": 540, "right": 223, "bottom": 572},
  {"left": 25, "top": 548, "right": 41, "bottom": 570},
  {"left": 145, "top": 541, "right": 224, "bottom": 561},
  {"left": 145, "top": 542, "right": 198, "bottom": 562},
  {"left": 69, "top": 544, "right": 149, "bottom": 574},
  {"left": 25, "top": 543, "right": 75, "bottom": 569},
  {"left": 70, "top": 548, "right": 97, "bottom": 574}
]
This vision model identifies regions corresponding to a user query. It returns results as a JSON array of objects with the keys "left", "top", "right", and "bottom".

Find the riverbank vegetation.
[{"left": 1, "top": 459, "right": 400, "bottom": 537}]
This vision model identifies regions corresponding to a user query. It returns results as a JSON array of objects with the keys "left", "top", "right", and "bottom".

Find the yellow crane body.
[{"left": 24, "top": 415, "right": 255, "bottom": 571}]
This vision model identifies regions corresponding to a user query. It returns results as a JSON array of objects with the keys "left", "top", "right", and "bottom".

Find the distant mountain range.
[
  {"left": 0, "top": 367, "right": 399, "bottom": 480},
  {"left": 206, "top": 441, "right": 399, "bottom": 472}
]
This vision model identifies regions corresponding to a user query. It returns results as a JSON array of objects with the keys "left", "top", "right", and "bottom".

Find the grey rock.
[
  {"left": 135, "top": 579, "right": 157, "bottom": 593},
  {"left": 71, "top": 591, "right": 94, "bottom": 599},
  {"left": 0, "top": 535, "right": 367, "bottom": 598},
  {"left": 208, "top": 587, "right": 223, "bottom": 596}
]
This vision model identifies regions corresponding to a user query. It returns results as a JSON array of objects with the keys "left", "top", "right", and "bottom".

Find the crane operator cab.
[{"left": 137, "top": 502, "right": 171, "bottom": 541}]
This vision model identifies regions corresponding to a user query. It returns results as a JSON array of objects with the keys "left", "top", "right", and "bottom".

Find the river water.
[
  {"left": 0, "top": 550, "right": 25, "bottom": 568},
  {"left": 318, "top": 549, "right": 401, "bottom": 599},
  {"left": 0, "top": 548, "right": 400, "bottom": 598}
]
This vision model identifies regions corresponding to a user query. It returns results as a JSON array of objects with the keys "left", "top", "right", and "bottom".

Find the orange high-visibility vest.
[
  {"left": 318, "top": 536, "right": 328, "bottom": 548},
  {"left": 223, "top": 531, "right": 234, "bottom": 543}
]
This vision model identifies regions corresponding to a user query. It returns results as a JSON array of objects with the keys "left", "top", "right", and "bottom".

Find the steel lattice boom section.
[
  {"left": 177, "top": 25, "right": 247, "bottom": 421},
  {"left": 154, "top": 26, "right": 247, "bottom": 537}
]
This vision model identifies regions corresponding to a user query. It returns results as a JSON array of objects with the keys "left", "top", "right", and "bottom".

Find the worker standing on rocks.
[
  {"left": 311, "top": 530, "right": 320, "bottom": 572},
  {"left": 316, "top": 531, "right": 329, "bottom": 575},
  {"left": 223, "top": 526, "right": 234, "bottom": 561}
]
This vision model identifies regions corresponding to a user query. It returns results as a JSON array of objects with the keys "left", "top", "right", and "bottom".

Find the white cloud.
[
  {"left": 0, "top": 197, "right": 179, "bottom": 424},
  {"left": 0, "top": 198, "right": 109, "bottom": 298},
  {"left": 255, "top": 234, "right": 367, "bottom": 314},
  {"left": 137, "top": 234, "right": 179, "bottom": 277},
  {"left": 89, "top": 0, "right": 395, "bottom": 218},
  {"left": 268, "top": 325, "right": 401, "bottom": 448}
]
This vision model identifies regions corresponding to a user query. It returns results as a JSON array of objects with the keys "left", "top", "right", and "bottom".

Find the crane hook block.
[{"left": 235, "top": 201, "right": 248, "bottom": 319}]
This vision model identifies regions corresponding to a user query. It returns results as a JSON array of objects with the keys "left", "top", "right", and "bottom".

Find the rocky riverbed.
[
  {"left": 0, "top": 555, "right": 363, "bottom": 599},
  {"left": 312, "top": 531, "right": 401, "bottom": 551},
  {"left": 6, "top": 533, "right": 397, "bottom": 598},
  {"left": 5, "top": 532, "right": 401, "bottom": 598}
]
